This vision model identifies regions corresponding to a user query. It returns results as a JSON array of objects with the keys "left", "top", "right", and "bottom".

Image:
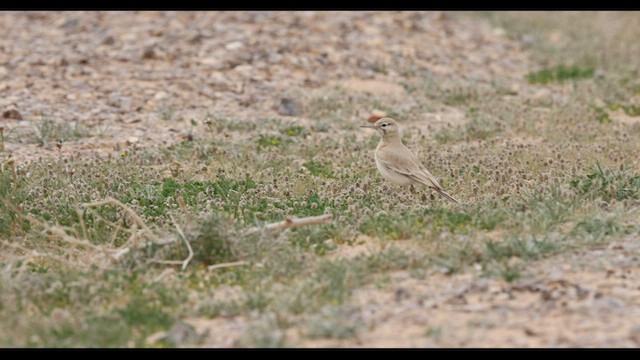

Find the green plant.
[{"left": 527, "top": 65, "right": 595, "bottom": 84}]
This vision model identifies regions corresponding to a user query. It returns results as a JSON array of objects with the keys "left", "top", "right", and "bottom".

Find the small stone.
[
  {"left": 530, "top": 88, "right": 552, "bottom": 107},
  {"left": 142, "top": 46, "right": 156, "bottom": 60},
  {"left": 521, "top": 34, "right": 535, "bottom": 46},
  {"left": 368, "top": 109, "right": 387, "bottom": 123},
  {"left": 199, "top": 57, "right": 221, "bottom": 66},
  {"left": 189, "top": 33, "right": 204, "bottom": 44},
  {"left": 126, "top": 136, "right": 139, "bottom": 145},
  {"left": 275, "top": 97, "right": 303, "bottom": 117},
  {"left": 225, "top": 41, "right": 244, "bottom": 50},
  {"left": 153, "top": 91, "right": 168, "bottom": 100},
  {"left": 2, "top": 109, "right": 22, "bottom": 120},
  {"left": 394, "top": 287, "right": 411, "bottom": 302},
  {"left": 60, "top": 18, "right": 79, "bottom": 29},
  {"left": 165, "top": 322, "right": 199, "bottom": 345},
  {"left": 102, "top": 35, "right": 115, "bottom": 45}
]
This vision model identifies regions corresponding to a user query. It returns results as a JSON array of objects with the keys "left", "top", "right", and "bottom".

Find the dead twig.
[
  {"left": 170, "top": 214, "right": 193, "bottom": 271},
  {"left": 112, "top": 247, "right": 131, "bottom": 260},
  {"left": 153, "top": 268, "right": 175, "bottom": 283},
  {"left": 208, "top": 260, "right": 248, "bottom": 271},
  {"left": 244, "top": 213, "right": 333, "bottom": 235},
  {"left": 82, "top": 197, "right": 160, "bottom": 262},
  {"left": 25, "top": 214, "right": 104, "bottom": 252},
  {"left": 3, "top": 241, "right": 93, "bottom": 269},
  {"left": 83, "top": 197, "right": 154, "bottom": 236}
]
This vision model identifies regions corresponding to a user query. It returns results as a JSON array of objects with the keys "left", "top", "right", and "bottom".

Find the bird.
[{"left": 360, "top": 117, "right": 460, "bottom": 204}]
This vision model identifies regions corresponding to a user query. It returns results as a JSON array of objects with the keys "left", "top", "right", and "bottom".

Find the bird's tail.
[{"left": 435, "top": 188, "right": 461, "bottom": 204}]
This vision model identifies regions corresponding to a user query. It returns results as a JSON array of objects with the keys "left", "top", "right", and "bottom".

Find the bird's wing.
[{"left": 376, "top": 145, "right": 444, "bottom": 191}]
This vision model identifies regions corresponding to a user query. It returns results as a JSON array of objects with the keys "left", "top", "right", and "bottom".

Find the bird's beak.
[{"left": 360, "top": 124, "right": 375, "bottom": 129}]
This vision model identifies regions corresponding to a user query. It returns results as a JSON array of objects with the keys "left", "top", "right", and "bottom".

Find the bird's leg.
[{"left": 410, "top": 184, "right": 416, "bottom": 194}]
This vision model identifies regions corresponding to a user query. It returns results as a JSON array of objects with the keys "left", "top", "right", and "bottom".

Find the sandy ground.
[{"left": 0, "top": 11, "right": 532, "bottom": 162}]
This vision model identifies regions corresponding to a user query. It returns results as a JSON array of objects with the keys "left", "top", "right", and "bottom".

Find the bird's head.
[{"left": 360, "top": 117, "right": 401, "bottom": 139}]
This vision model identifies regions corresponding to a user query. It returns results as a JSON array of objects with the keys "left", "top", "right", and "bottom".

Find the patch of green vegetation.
[
  {"left": 425, "top": 326, "right": 443, "bottom": 339},
  {"left": 527, "top": 65, "right": 595, "bottom": 84},
  {"left": 359, "top": 206, "right": 485, "bottom": 240},
  {"left": 288, "top": 224, "right": 338, "bottom": 255},
  {"left": 236, "top": 313, "right": 286, "bottom": 347},
  {"left": 359, "top": 212, "right": 425, "bottom": 240},
  {"left": 609, "top": 103, "right": 640, "bottom": 117},
  {"left": 0, "top": 169, "right": 29, "bottom": 237},
  {"left": 436, "top": 234, "right": 561, "bottom": 282},
  {"left": 496, "top": 263, "right": 523, "bottom": 282},
  {"left": 188, "top": 214, "right": 238, "bottom": 266},
  {"left": 0, "top": 267, "right": 188, "bottom": 347},
  {"left": 117, "top": 299, "right": 173, "bottom": 333},
  {"left": 119, "top": 177, "right": 256, "bottom": 218},
  {"left": 280, "top": 125, "right": 306, "bottom": 137},
  {"left": 570, "top": 163, "right": 640, "bottom": 202},
  {"left": 31, "top": 116, "right": 93, "bottom": 146},
  {"left": 43, "top": 314, "right": 132, "bottom": 348},
  {"left": 257, "top": 134, "right": 288, "bottom": 148},
  {"left": 592, "top": 106, "right": 613, "bottom": 123},
  {"left": 441, "top": 86, "right": 479, "bottom": 107},
  {"left": 423, "top": 208, "right": 473, "bottom": 232},
  {"left": 364, "top": 245, "right": 415, "bottom": 272},
  {"left": 197, "top": 298, "right": 245, "bottom": 319},
  {"left": 572, "top": 218, "right": 624, "bottom": 244},
  {"left": 304, "top": 305, "right": 361, "bottom": 340},
  {"left": 303, "top": 160, "right": 335, "bottom": 178},
  {"left": 485, "top": 236, "right": 560, "bottom": 262},
  {"left": 470, "top": 201, "right": 509, "bottom": 231}
]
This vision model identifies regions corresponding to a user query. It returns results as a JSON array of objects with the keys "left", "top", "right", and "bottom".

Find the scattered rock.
[
  {"left": 368, "top": 109, "right": 387, "bottom": 123},
  {"left": 153, "top": 91, "right": 168, "bottom": 100},
  {"left": 165, "top": 322, "right": 199, "bottom": 345},
  {"left": 394, "top": 287, "right": 411, "bottom": 303},
  {"left": 225, "top": 41, "right": 244, "bottom": 50},
  {"left": 530, "top": 88, "right": 553, "bottom": 107},
  {"left": 2, "top": 109, "right": 22, "bottom": 120},
  {"left": 189, "top": 33, "right": 204, "bottom": 44},
  {"left": 102, "top": 35, "right": 115, "bottom": 45},
  {"left": 275, "top": 97, "right": 303, "bottom": 117},
  {"left": 60, "top": 17, "right": 79, "bottom": 29},
  {"left": 142, "top": 46, "right": 157, "bottom": 60},
  {"left": 521, "top": 34, "right": 535, "bottom": 46}
]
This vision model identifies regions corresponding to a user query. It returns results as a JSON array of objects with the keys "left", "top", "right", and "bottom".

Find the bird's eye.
[{"left": 381, "top": 124, "right": 387, "bottom": 127}]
